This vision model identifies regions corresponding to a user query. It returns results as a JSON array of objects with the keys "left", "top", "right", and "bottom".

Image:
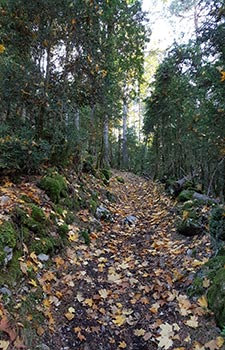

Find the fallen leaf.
[
  {"left": 0, "top": 341, "right": 10, "bottom": 350},
  {"left": 64, "top": 307, "right": 75, "bottom": 321},
  {"left": 119, "top": 341, "right": 127, "bottom": 348},
  {"left": 185, "top": 315, "right": 199, "bottom": 328},
  {"left": 112, "top": 315, "right": 126, "bottom": 326},
  {"left": 197, "top": 295, "right": 208, "bottom": 308},
  {"left": 158, "top": 323, "right": 174, "bottom": 350},
  {"left": 134, "top": 328, "right": 146, "bottom": 336},
  {"left": 28, "top": 279, "right": 38, "bottom": 287},
  {"left": 98, "top": 289, "right": 109, "bottom": 299}
]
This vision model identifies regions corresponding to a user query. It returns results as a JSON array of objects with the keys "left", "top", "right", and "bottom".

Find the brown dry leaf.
[
  {"left": 216, "top": 337, "right": 224, "bottom": 348},
  {"left": 54, "top": 256, "right": 65, "bottom": 268},
  {"left": 13, "top": 336, "right": 26, "bottom": 349},
  {"left": 19, "top": 261, "right": 28, "bottom": 275},
  {"left": 108, "top": 272, "right": 122, "bottom": 284},
  {"left": 185, "top": 315, "right": 199, "bottom": 328},
  {"left": 0, "top": 341, "right": 10, "bottom": 350},
  {"left": 36, "top": 326, "right": 45, "bottom": 336},
  {"left": 118, "top": 341, "right": 127, "bottom": 348},
  {"left": 0, "top": 316, "right": 17, "bottom": 341},
  {"left": 143, "top": 332, "right": 152, "bottom": 341},
  {"left": 64, "top": 307, "right": 75, "bottom": 321},
  {"left": 177, "top": 294, "right": 192, "bottom": 316},
  {"left": 134, "top": 328, "right": 146, "bottom": 337},
  {"left": 149, "top": 302, "right": 160, "bottom": 314}
]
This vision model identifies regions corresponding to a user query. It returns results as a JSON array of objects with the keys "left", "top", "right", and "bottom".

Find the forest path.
[{"left": 37, "top": 171, "right": 221, "bottom": 350}]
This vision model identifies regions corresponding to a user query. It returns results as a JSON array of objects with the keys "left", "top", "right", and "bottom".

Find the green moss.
[
  {"left": 39, "top": 173, "right": 67, "bottom": 203},
  {"left": 207, "top": 268, "right": 225, "bottom": 328},
  {"left": 57, "top": 223, "right": 69, "bottom": 236},
  {"left": 188, "top": 276, "right": 205, "bottom": 297},
  {"left": 80, "top": 230, "right": 90, "bottom": 245},
  {"left": 30, "top": 237, "right": 56, "bottom": 255},
  {"left": 88, "top": 198, "right": 98, "bottom": 214},
  {"left": 0, "top": 221, "right": 17, "bottom": 265},
  {"left": 0, "top": 251, "right": 22, "bottom": 285},
  {"left": 30, "top": 204, "right": 46, "bottom": 223},
  {"left": 65, "top": 211, "right": 75, "bottom": 225},
  {"left": 14, "top": 206, "right": 48, "bottom": 239}
]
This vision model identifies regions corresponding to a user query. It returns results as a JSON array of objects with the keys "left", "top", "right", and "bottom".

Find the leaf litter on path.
[{"left": 1, "top": 171, "right": 223, "bottom": 350}]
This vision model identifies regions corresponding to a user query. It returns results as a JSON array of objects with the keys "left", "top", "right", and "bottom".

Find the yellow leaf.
[
  {"left": 182, "top": 210, "right": 190, "bottom": 220},
  {"left": 220, "top": 70, "right": 225, "bottom": 82},
  {"left": 68, "top": 232, "right": 79, "bottom": 242},
  {"left": 216, "top": 336, "right": 224, "bottom": 347},
  {"left": 64, "top": 311, "right": 75, "bottom": 321},
  {"left": 119, "top": 341, "right": 127, "bottom": 348},
  {"left": 0, "top": 44, "right": 6, "bottom": 54},
  {"left": 112, "top": 315, "right": 126, "bottom": 326},
  {"left": 28, "top": 279, "right": 38, "bottom": 287},
  {"left": 84, "top": 298, "right": 93, "bottom": 307},
  {"left": 197, "top": 295, "right": 208, "bottom": 308}
]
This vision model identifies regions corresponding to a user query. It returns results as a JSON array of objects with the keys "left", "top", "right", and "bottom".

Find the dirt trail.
[{"left": 32, "top": 171, "right": 222, "bottom": 350}]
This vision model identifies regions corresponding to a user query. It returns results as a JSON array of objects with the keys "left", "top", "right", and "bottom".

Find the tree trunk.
[
  {"left": 102, "top": 114, "right": 109, "bottom": 167},
  {"left": 122, "top": 97, "right": 128, "bottom": 169},
  {"left": 75, "top": 108, "right": 80, "bottom": 131}
]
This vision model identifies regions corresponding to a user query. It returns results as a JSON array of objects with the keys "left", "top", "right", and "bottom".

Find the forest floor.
[{"left": 1, "top": 171, "right": 224, "bottom": 350}]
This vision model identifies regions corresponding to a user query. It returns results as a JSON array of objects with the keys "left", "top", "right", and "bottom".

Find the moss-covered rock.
[
  {"left": 13, "top": 205, "right": 48, "bottom": 239},
  {"left": 116, "top": 176, "right": 125, "bottom": 184},
  {"left": 176, "top": 217, "right": 203, "bottom": 236},
  {"left": 0, "top": 221, "right": 17, "bottom": 265},
  {"left": 209, "top": 206, "right": 225, "bottom": 241},
  {"left": 39, "top": 172, "right": 67, "bottom": 203},
  {"left": 30, "top": 237, "right": 57, "bottom": 255},
  {"left": 207, "top": 268, "right": 225, "bottom": 328},
  {"left": 101, "top": 169, "right": 112, "bottom": 181},
  {"left": 178, "top": 190, "right": 195, "bottom": 202}
]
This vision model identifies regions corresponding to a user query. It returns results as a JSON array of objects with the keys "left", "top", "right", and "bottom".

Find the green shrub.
[{"left": 0, "top": 136, "right": 50, "bottom": 174}]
